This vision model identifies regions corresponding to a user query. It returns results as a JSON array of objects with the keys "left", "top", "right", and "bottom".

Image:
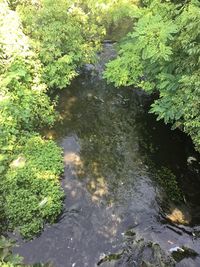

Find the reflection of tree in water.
[
  {"left": 49, "top": 73, "right": 200, "bottom": 227},
  {"left": 40, "top": 74, "right": 200, "bottom": 266},
  {"left": 54, "top": 76, "right": 188, "bottom": 208},
  {"left": 136, "top": 97, "right": 200, "bottom": 225},
  {"left": 62, "top": 82, "right": 150, "bottom": 204}
]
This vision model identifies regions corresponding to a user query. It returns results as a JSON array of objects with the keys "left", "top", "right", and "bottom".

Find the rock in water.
[{"left": 98, "top": 234, "right": 176, "bottom": 267}]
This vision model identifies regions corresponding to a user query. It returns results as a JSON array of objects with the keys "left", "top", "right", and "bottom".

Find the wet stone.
[{"left": 98, "top": 235, "right": 176, "bottom": 267}]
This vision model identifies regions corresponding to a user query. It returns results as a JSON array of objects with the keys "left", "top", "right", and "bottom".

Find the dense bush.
[
  {"left": 0, "top": 1, "right": 63, "bottom": 238},
  {"left": 0, "top": 1, "right": 56, "bottom": 163},
  {"left": 13, "top": 0, "right": 141, "bottom": 89},
  {"left": 104, "top": 0, "right": 200, "bottom": 152},
  {"left": 2, "top": 136, "right": 64, "bottom": 238},
  {"left": 16, "top": 0, "right": 105, "bottom": 89}
]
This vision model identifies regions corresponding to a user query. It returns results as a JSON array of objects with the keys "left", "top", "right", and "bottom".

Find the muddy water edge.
[{"left": 12, "top": 43, "right": 200, "bottom": 267}]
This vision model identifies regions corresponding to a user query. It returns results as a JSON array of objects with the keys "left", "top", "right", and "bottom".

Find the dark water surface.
[{"left": 14, "top": 45, "right": 200, "bottom": 267}]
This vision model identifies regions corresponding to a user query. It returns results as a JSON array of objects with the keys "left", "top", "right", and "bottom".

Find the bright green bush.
[
  {"left": 104, "top": 0, "right": 200, "bottom": 152},
  {"left": 15, "top": 0, "right": 140, "bottom": 89},
  {"left": 17, "top": 0, "right": 104, "bottom": 90},
  {"left": 0, "top": 1, "right": 56, "bottom": 161},
  {"left": 2, "top": 136, "right": 64, "bottom": 238},
  {"left": 0, "top": 57, "right": 56, "bottom": 153},
  {"left": 0, "top": 236, "right": 23, "bottom": 266},
  {"left": 0, "top": 2, "right": 64, "bottom": 238}
]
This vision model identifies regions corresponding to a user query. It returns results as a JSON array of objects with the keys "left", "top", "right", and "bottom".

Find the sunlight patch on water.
[
  {"left": 64, "top": 152, "right": 82, "bottom": 166},
  {"left": 97, "top": 214, "right": 122, "bottom": 238},
  {"left": 166, "top": 207, "right": 191, "bottom": 225}
]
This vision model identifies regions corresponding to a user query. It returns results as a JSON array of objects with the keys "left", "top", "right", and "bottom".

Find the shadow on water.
[{"left": 13, "top": 44, "right": 200, "bottom": 267}]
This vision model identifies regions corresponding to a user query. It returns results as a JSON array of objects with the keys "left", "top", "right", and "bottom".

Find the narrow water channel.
[{"left": 14, "top": 44, "right": 200, "bottom": 267}]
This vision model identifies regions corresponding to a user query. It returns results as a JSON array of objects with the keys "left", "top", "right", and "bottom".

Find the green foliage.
[
  {"left": 82, "top": 0, "right": 140, "bottom": 41},
  {"left": 17, "top": 0, "right": 105, "bottom": 90},
  {"left": 87, "top": 0, "right": 139, "bottom": 27},
  {"left": 0, "top": 2, "right": 64, "bottom": 238},
  {"left": 0, "top": 236, "right": 23, "bottom": 266},
  {"left": 0, "top": 236, "right": 54, "bottom": 266},
  {"left": 0, "top": 1, "right": 56, "bottom": 155},
  {"left": 12, "top": 0, "right": 141, "bottom": 89},
  {"left": 104, "top": 0, "right": 200, "bottom": 152},
  {"left": 2, "top": 136, "right": 64, "bottom": 238}
]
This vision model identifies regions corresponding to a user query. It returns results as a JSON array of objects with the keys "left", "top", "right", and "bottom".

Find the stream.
[{"left": 14, "top": 43, "right": 200, "bottom": 267}]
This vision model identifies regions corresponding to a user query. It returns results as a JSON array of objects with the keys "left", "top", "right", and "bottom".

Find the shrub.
[
  {"left": 104, "top": 0, "right": 200, "bottom": 152},
  {"left": 2, "top": 136, "right": 64, "bottom": 238}
]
